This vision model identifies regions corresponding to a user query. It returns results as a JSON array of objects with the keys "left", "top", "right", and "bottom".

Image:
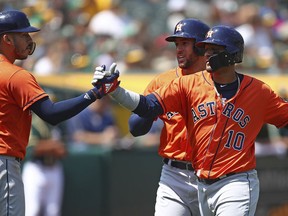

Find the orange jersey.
[
  {"left": 144, "top": 67, "right": 192, "bottom": 161},
  {"left": 153, "top": 70, "right": 288, "bottom": 179},
  {"left": 0, "top": 55, "right": 48, "bottom": 159}
]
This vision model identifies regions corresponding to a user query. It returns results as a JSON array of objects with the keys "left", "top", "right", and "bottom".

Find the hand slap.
[
  {"left": 91, "top": 63, "right": 118, "bottom": 86},
  {"left": 91, "top": 62, "right": 120, "bottom": 99}
]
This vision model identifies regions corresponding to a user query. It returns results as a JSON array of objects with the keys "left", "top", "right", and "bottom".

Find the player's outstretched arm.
[
  {"left": 129, "top": 114, "right": 155, "bottom": 136},
  {"left": 93, "top": 63, "right": 164, "bottom": 119},
  {"left": 109, "top": 86, "right": 163, "bottom": 119},
  {"left": 30, "top": 69, "right": 120, "bottom": 126},
  {"left": 31, "top": 89, "right": 97, "bottom": 125}
]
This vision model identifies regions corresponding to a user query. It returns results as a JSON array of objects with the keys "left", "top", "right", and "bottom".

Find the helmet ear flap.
[
  {"left": 233, "top": 50, "right": 243, "bottom": 63},
  {"left": 208, "top": 51, "right": 238, "bottom": 71}
]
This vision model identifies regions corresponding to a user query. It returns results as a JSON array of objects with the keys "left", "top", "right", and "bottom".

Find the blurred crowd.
[
  {"left": 3, "top": 0, "right": 288, "bottom": 154},
  {"left": 3, "top": 0, "right": 288, "bottom": 75}
]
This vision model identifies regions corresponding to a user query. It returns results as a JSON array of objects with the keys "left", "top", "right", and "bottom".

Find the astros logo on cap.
[
  {"left": 206, "top": 30, "right": 214, "bottom": 38},
  {"left": 176, "top": 23, "right": 183, "bottom": 32}
]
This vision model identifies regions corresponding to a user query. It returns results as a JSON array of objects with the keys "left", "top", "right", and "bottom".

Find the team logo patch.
[
  {"left": 166, "top": 111, "right": 179, "bottom": 120},
  {"left": 175, "top": 23, "right": 183, "bottom": 32},
  {"left": 206, "top": 30, "right": 214, "bottom": 38},
  {"left": 84, "top": 93, "right": 91, "bottom": 100},
  {"left": 105, "top": 83, "right": 112, "bottom": 93}
]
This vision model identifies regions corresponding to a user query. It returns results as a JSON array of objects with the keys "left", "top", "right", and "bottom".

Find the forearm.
[
  {"left": 110, "top": 86, "right": 164, "bottom": 118},
  {"left": 129, "top": 114, "right": 155, "bottom": 136},
  {"left": 109, "top": 86, "right": 140, "bottom": 111},
  {"left": 31, "top": 90, "right": 96, "bottom": 125}
]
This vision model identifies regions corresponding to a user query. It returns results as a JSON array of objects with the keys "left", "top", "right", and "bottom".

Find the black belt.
[
  {"left": 163, "top": 158, "right": 194, "bottom": 171},
  {"left": 15, "top": 157, "right": 22, "bottom": 162},
  {"left": 0, "top": 155, "right": 22, "bottom": 162},
  {"left": 197, "top": 173, "right": 236, "bottom": 185}
]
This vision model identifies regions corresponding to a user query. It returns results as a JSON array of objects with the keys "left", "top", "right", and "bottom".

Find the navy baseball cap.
[{"left": 0, "top": 10, "right": 40, "bottom": 34}]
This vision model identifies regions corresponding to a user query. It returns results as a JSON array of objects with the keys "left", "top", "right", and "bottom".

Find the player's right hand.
[{"left": 91, "top": 63, "right": 118, "bottom": 87}]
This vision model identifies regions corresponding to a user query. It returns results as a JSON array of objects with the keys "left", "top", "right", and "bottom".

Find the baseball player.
[
  {"left": 0, "top": 10, "right": 118, "bottom": 216},
  {"left": 128, "top": 18, "right": 209, "bottom": 216},
  {"left": 94, "top": 25, "right": 288, "bottom": 216}
]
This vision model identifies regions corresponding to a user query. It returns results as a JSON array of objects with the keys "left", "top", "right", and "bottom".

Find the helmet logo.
[
  {"left": 206, "top": 30, "right": 214, "bottom": 38},
  {"left": 175, "top": 23, "right": 183, "bottom": 32}
]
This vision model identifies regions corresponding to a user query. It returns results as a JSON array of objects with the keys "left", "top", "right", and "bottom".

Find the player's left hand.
[
  {"left": 91, "top": 65, "right": 106, "bottom": 86},
  {"left": 91, "top": 63, "right": 120, "bottom": 99}
]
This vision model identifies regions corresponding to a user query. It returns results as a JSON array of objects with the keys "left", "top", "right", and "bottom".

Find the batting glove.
[
  {"left": 91, "top": 65, "right": 105, "bottom": 86},
  {"left": 91, "top": 62, "right": 118, "bottom": 86},
  {"left": 91, "top": 63, "right": 120, "bottom": 99}
]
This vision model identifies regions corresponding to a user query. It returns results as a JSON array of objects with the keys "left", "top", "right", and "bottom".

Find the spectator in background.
[
  {"left": 66, "top": 97, "right": 120, "bottom": 149},
  {"left": 5, "top": 0, "right": 288, "bottom": 75},
  {"left": 88, "top": 0, "right": 136, "bottom": 40},
  {"left": 149, "top": 34, "right": 176, "bottom": 72},
  {"left": 22, "top": 113, "right": 66, "bottom": 216},
  {"left": 33, "top": 38, "right": 70, "bottom": 75},
  {"left": 91, "top": 37, "right": 118, "bottom": 70},
  {"left": 211, "top": 0, "right": 240, "bottom": 27},
  {"left": 236, "top": 3, "right": 276, "bottom": 72}
]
